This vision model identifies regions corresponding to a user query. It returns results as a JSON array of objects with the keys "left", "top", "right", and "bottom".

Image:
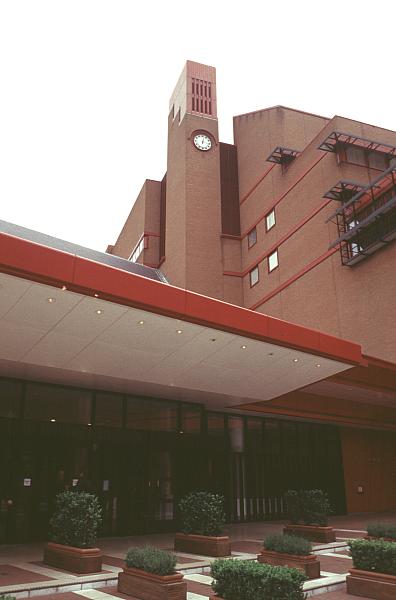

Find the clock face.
[{"left": 193, "top": 133, "right": 212, "bottom": 151}]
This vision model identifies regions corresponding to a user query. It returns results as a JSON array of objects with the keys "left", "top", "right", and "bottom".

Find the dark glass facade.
[{"left": 0, "top": 376, "right": 346, "bottom": 543}]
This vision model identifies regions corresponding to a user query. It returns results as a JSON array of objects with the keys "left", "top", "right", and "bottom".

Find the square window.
[
  {"left": 248, "top": 227, "right": 257, "bottom": 248},
  {"left": 268, "top": 250, "right": 278, "bottom": 272},
  {"left": 266, "top": 209, "right": 276, "bottom": 231},
  {"left": 249, "top": 265, "right": 259, "bottom": 287}
]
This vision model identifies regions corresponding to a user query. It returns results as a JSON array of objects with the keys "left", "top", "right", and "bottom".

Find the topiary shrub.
[
  {"left": 349, "top": 539, "right": 396, "bottom": 576},
  {"left": 285, "top": 489, "right": 331, "bottom": 526},
  {"left": 178, "top": 491, "right": 226, "bottom": 536},
  {"left": 264, "top": 533, "right": 312, "bottom": 556},
  {"left": 211, "top": 558, "right": 306, "bottom": 600},
  {"left": 49, "top": 491, "right": 102, "bottom": 549},
  {"left": 125, "top": 546, "right": 176, "bottom": 576},
  {"left": 367, "top": 522, "right": 396, "bottom": 540}
]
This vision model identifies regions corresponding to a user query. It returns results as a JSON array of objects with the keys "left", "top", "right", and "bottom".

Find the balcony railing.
[{"left": 328, "top": 165, "right": 396, "bottom": 265}]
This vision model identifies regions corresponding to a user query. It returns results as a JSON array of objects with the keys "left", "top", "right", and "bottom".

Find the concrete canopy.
[{"left": 0, "top": 228, "right": 363, "bottom": 410}]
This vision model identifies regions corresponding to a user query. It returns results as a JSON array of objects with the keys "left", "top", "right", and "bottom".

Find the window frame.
[
  {"left": 129, "top": 235, "right": 148, "bottom": 263},
  {"left": 249, "top": 265, "right": 259, "bottom": 287},
  {"left": 265, "top": 209, "right": 276, "bottom": 231},
  {"left": 247, "top": 227, "right": 257, "bottom": 248},
  {"left": 268, "top": 249, "right": 279, "bottom": 273}
]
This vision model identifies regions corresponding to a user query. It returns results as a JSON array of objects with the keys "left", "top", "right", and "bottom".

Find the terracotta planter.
[
  {"left": 118, "top": 566, "right": 187, "bottom": 600},
  {"left": 346, "top": 568, "right": 396, "bottom": 599},
  {"left": 284, "top": 524, "right": 335, "bottom": 543},
  {"left": 174, "top": 532, "right": 231, "bottom": 557},
  {"left": 43, "top": 542, "right": 102, "bottom": 574},
  {"left": 258, "top": 549, "right": 320, "bottom": 579}
]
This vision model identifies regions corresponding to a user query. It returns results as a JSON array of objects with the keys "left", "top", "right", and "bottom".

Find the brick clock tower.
[{"left": 161, "top": 61, "right": 225, "bottom": 299}]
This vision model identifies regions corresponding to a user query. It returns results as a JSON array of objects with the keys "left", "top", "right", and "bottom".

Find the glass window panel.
[
  {"left": 266, "top": 209, "right": 276, "bottom": 230},
  {"left": 368, "top": 151, "right": 387, "bottom": 170},
  {"left": 181, "top": 405, "right": 201, "bottom": 434},
  {"left": 346, "top": 145, "right": 366, "bottom": 165},
  {"left": 24, "top": 383, "right": 92, "bottom": 424},
  {"left": 95, "top": 392, "right": 123, "bottom": 428},
  {"left": 126, "top": 396, "right": 177, "bottom": 431},
  {"left": 207, "top": 413, "right": 225, "bottom": 436},
  {"left": 250, "top": 266, "right": 259, "bottom": 286},
  {"left": 282, "top": 421, "right": 297, "bottom": 454},
  {"left": 228, "top": 416, "right": 245, "bottom": 452},
  {"left": 264, "top": 420, "right": 281, "bottom": 454},
  {"left": 248, "top": 227, "right": 257, "bottom": 248},
  {"left": 268, "top": 250, "right": 278, "bottom": 272},
  {"left": 0, "top": 379, "right": 22, "bottom": 418},
  {"left": 247, "top": 418, "right": 262, "bottom": 449}
]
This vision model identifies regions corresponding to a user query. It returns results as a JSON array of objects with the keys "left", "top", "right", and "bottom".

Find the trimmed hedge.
[
  {"left": 285, "top": 489, "right": 331, "bottom": 526},
  {"left": 264, "top": 533, "right": 312, "bottom": 556},
  {"left": 49, "top": 491, "right": 102, "bottom": 548},
  {"left": 211, "top": 558, "right": 306, "bottom": 600},
  {"left": 367, "top": 522, "right": 396, "bottom": 540},
  {"left": 125, "top": 546, "right": 177, "bottom": 576},
  {"left": 178, "top": 491, "right": 226, "bottom": 536},
  {"left": 349, "top": 539, "right": 396, "bottom": 576}
]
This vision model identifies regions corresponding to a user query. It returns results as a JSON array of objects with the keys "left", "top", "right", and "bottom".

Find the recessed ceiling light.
[
  {"left": 61, "top": 285, "right": 67, "bottom": 291},
  {"left": 316, "top": 363, "right": 321, "bottom": 368},
  {"left": 95, "top": 309, "right": 103, "bottom": 315},
  {"left": 47, "top": 297, "right": 55, "bottom": 303},
  {"left": 50, "top": 418, "right": 56, "bottom": 422},
  {"left": 293, "top": 358, "right": 299, "bottom": 363},
  {"left": 241, "top": 345, "right": 247, "bottom": 349},
  {"left": 88, "top": 423, "right": 92, "bottom": 426},
  {"left": 94, "top": 293, "right": 99, "bottom": 298},
  {"left": 176, "top": 329, "right": 183, "bottom": 334},
  {"left": 138, "top": 320, "right": 145, "bottom": 325}
]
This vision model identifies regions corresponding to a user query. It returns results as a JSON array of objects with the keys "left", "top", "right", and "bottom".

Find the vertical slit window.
[
  {"left": 249, "top": 265, "right": 259, "bottom": 287},
  {"left": 248, "top": 227, "right": 257, "bottom": 248},
  {"left": 268, "top": 250, "right": 279, "bottom": 272},
  {"left": 266, "top": 209, "right": 276, "bottom": 231}
]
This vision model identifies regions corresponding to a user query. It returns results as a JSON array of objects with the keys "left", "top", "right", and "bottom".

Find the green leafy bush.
[
  {"left": 264, "top": 533, "right": 312, "bottom": 556},
  {"left": 49, "top": 491, "right": 102, "bottom": 549},
  {"left": 349, "top": 539, "right": 396, "bottom": 575},
  {"left": 178, "top": 491, "right": 226, "bottom": 536},
  {"left": 285, "top": 489, "right": 331, "bottom": 526},
  {"left": 211, "top": 558, "right": 306, "bottom": 600},
  {"left": 125, "top": 546, "right": 176, "bottom": 576},
  {"left": 367, "top": 522, "right": 396, "bottom": 540}
]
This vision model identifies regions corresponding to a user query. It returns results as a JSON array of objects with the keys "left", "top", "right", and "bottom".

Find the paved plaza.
[{"left": 1, "top": 512, "right": 396, "bottom": 599}]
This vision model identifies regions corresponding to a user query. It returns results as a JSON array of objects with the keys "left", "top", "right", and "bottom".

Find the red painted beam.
[{"left": 0, "top": 231, "right": 363, "bottom": 366}]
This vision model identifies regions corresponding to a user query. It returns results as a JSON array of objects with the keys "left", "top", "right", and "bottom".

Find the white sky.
[{"left": 1, "top": 0, "right": 395, "bottom": 252}]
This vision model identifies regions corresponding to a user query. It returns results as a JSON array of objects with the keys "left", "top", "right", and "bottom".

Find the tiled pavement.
[{"left": 1, "top": 511, "right": 395, "bottom": 599}]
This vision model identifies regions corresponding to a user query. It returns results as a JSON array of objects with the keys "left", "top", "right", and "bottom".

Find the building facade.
[
  {"left": 0, "top": 61, "right": 396, "bottom": 544},
  {"left": 110, "top": 61, "right": 396, "bottom": 366},
  {"left": 109, "top": 60, "right": 396, "bottom": 514}
]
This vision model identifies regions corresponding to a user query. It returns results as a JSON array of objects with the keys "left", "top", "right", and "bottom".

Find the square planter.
[
  {"left": 258, "top": 549, "right": 320, "bottom": 579},
  {"left": 174, "top": 532, "right": 231, "bottom": 557},
  {"left": 118, "top": 566, "right": 187, "bottom": 600},
  {"left": 284, "top": 524, "right": 335, "bottom": 543},
  {"left": 346, "top": 568, "right": 396, "bottom": 599},
  {"left": 43, "top": 542, "right": 102, "bottom": 574}
]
